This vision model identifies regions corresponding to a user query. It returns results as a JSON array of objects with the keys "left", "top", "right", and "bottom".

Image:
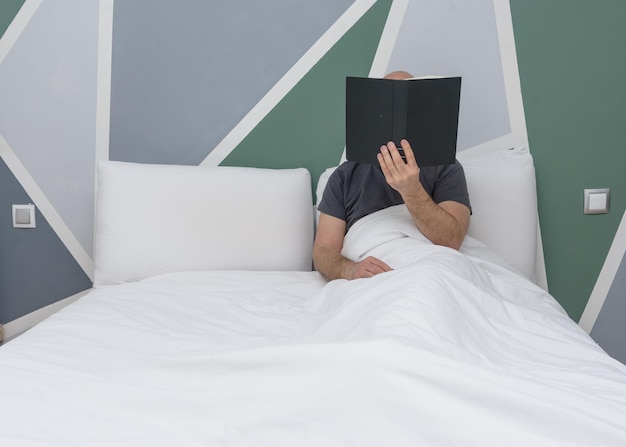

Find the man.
[{"left": 312, "top": 71, "right": 471, "bottom": 281}]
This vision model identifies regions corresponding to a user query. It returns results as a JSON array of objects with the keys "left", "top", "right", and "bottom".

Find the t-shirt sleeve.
[
  {"left": 431, "top": 161, "right": 472, "bottom": 212},
  {"left": 317, "top": 169, "right": 347, "bottom": 221}
]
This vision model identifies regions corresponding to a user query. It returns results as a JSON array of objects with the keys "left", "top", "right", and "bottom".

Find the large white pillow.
[
  {"left": 458, "top": 147, "right": 538, "bottom": 282},
  {"left": 94, "top": 162, "right": 314, "bottom": 286},
  {"left": 315, "top": 147, "right": 538, "bottom": 282}
]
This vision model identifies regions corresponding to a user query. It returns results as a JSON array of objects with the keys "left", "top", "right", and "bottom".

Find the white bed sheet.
[{"left": 1, "top": 207, "right": 626, "bottom": 446}]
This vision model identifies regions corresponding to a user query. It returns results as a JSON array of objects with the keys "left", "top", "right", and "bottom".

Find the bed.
[{"left": 1, "top": 147, "right": 625, "bottom": 446}]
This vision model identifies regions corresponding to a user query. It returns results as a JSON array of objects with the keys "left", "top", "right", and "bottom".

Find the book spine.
[{"left": 392, "top": 80, "right": 409, "bottom": 146}]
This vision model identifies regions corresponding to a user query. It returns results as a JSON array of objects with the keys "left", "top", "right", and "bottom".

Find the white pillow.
[
  {"left": 315, "top": 147, "right": 538, "bottom": 282},
  {"left": 94, "top": 162, "right": 314, "bottom": 286},
  {"left": 458, "top": 147, "right": 538, "bottom": 282}
]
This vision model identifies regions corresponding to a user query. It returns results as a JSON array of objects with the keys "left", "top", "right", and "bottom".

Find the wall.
[
  {"left": 3, "top": 0, "right": 623, "bottom": 346},
  {"left": 509, "top": 0, "right": 626, "bottom": 322},
  {"left": 1, "top": 0, "right": 526, "bottom": 337},
  {"left": 1, "top": 0, "right": 96, "bottom": 326},
  {"left": 591, "top": 244, "right": 626, "bottom": 364},
  {"left": 0, "top": 0, "right": 25, "bottom": 34}
]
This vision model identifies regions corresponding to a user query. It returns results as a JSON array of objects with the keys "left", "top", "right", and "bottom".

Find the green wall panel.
[
  {"left": 0, "top": 0, "right": 25, "bottom": 38},
  {"left": 510, "top": 0, "right": 626, "bottom": 320},
  {"left": 221, "top": 0, "right": 393, "bottom": 196}
]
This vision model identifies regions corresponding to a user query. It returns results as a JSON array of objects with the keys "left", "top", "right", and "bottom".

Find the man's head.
[{"left": 383, "top": 70, "right": 413, "bottom": 80}]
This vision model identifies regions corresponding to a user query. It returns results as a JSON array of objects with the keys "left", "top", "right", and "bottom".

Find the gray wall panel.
[
  {"left": 591, "top": 253, "right": 626, "bottom": 364},
  {"left": 109, "top": 0, "right": 353, "bottom": 165},
  {"left": 0, "top": 159, "right": 92, "bottom": 324},
  {"left": 0, "top": 0, "right": 99, "bottom": 256}
]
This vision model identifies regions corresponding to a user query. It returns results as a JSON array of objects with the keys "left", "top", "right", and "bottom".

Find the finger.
[
  {"left": 358, "top": 266, "right": 375, "bottom": 278},
  {"left": 377, "top": 146, "right": 393, "bottom": 177},
  {"left": 385, "top": 141, "right": 405, "bottom": 165},
  {"left": 379, "top": 143, "right": 395, "bottom": 164},
  {"left": 366, "top": 256, "right": 393, "bottom": 273},
  {"left": 373, "top": 259, "right": 393, "bottom": 272},
  {"left": 400, "top": 139, "right": 418, "bottom": 168},
  {"left": 378, "top": 143, "right": 402, "bottom": 177}
]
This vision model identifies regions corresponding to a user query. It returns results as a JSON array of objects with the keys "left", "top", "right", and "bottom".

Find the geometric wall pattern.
[
  {"left": 109, "top": 0, "right": 356, "bottom": 168},
  {"left": 0, "top": 1, "right": 25, "bottom": 37},
  {"left": 0, "top": 0, "right": 523, "bottom": 332},
  {"left": 509, "top": 0, "right": 626, "bottom": 325},
  {"left": 219, "top": 0, "right": 392, "bottom": 183},
  {"left": 7, "top": 0, "right": 623, "bottom": 356},
  {"left": 0, "top": 158, "right": 92, "bottom": 322},
  {"left": 586, "top": 210, "right": 626, "bottom": 363},
  {"left": 1, "top": 0, "right": 97, "bottom": 326},
  {"left": 591, "top": 249, "right": 626, "bottom": 364}
]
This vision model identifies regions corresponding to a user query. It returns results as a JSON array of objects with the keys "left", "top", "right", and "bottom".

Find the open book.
[{"left": 345, "top": 75, "right": 461, "bottom": 167}]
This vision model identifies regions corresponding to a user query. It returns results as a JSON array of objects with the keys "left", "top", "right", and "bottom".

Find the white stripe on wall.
[
  {"left": 0, "top": 133, "right": 95, "bottom": 280},
  {"left": 0, "top": 0, "right": 95, "bottom": 280},
  {"left": 0, "top": 0, "right": 42, "bottom": 64},
  {"left": 95, "top": 0, "right": 114, "bottom": 167},
  {"left": 199, "top": 0, "right": 377, "bottom": 167},
  {"left": 368, "top": 0, "right": 409, "bottom": 77},
  {"left": 580, "top": 209, "right": 626, "bottom": 332}
]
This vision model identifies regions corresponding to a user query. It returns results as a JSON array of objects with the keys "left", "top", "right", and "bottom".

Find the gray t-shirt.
[{"left": 318, "top": 160, "right": 471, "bottom": 233}]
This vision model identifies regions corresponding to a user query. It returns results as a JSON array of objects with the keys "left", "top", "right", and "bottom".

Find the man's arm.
[
  {"left": 378, "top": 139, "right": 470, "bottom": 249},
  {"left": 313, "top": 212, "right": 392, "bottom": 280}
]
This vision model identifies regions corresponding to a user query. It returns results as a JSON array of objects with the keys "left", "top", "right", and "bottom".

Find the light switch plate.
[
  {"left": 12, "top": 204, "right": 36, "bottom": 228},
  {"left": 584, "top": 188, "right": 610, "bottom": 214}
]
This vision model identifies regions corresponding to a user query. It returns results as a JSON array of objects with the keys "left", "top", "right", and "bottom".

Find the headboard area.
[
  {"left": 94, "top": 162, "right": 314, "bottom": 286},
  {"left": 94, "top": 147, "right": 540, "bottom": 287},
  {"left": 457, "top": 147, "right": 539, "bottom": 282}
]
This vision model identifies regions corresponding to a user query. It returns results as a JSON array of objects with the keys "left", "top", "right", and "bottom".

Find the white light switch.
[
  {"left": 12, "top": 204, "right": 36, "bottom": 228},
  {"left": 584, "top": 188, "right": 610, "bottom": 214},
  {"left": 589, "top": 193, "right": 607, "bottom": 210}
]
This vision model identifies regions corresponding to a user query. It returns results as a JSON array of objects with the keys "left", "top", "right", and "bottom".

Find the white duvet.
[{"left": 1, "top": 206, "right": 626, "bottom": 446}]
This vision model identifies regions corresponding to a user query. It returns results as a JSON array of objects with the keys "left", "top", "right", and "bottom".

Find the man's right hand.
[
  {"left": 313, "top": 213, "right": 393, "bottom": 281},
  {"left": 346, "top": 256, "right": 393, "bottom": 280}
]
